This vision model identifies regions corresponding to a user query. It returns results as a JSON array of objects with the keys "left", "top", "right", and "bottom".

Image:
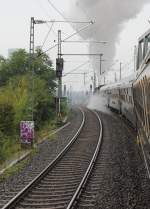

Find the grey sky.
[{"left": 0, "top": 0, "right": 150, "bottom": 90}]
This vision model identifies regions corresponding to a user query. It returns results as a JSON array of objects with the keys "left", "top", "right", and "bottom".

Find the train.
[
  {"left": 98, "top": 28, "right": 150, "bottom": 177},
  {"left": 100, "top": 76, "right": 136, "bottom": 127}
]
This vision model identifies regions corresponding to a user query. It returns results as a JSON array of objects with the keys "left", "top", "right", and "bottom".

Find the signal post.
[{"left": 56, "top": 30, "right": 64, "bottom": 122}]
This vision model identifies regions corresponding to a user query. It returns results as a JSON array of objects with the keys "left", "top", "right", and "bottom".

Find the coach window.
[
  {"left": 148, "top": 78, "right": 150, "bottom": 137},
  {"left": 143, "top": 76, "right": 149, "bottom": 136},
  {"left": 121, "top": 90, "right": 124, "bottom": 101},
  {"left": 121, "top": 89, "right": 124, "bottom": 101},
  {"left": 142, "top": 79, "right": 147, "bottom": 129},
  {"left": 125, "top": 89, "right": 127, "bottom": 102},
  {"left": 124, "top": 89, "right": 126, "bottom": 99},
  {"left": 137, "top": 39, "right": 144, "bottom": 69},
  {"left": 139, "top": 81, "right": 144, "bottom": 122},
  {"left": 145, "top": 76, "right": 150, "bottom": 137},
  {"left": 143, "top": 37, "right": 149, "bottom": 58},
  {"left": 147, "top": 34, "right": 150, "bottom": 51},
  {"left": 130, "top": 96, "right": 133, "bottom": 104}
]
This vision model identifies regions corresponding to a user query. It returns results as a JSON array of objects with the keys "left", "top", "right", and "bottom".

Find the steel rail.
[
  {"left": 66, "top": 110, "right": 103, "bottom": 209},
  {"left": 2, "top": 108, "right": 85, "bottom": 209}
]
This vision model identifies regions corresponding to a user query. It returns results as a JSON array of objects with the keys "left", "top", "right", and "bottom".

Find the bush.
[
  {"left": 0, "top": 102, "right": 15, "bottom": 135},
  {"left": 0, "top": 131, "right": 19, "bottom": 163},
  {"left": 0, "top": 48, "right": 58, "bottom": 163},
  {"left": 0, "top": 131, "right": 6, "bottom": 162}
]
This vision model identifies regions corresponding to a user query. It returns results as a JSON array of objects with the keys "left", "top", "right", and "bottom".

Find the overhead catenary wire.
[
  {"left": 36, "top": 0, "right": 57, "bottom": 36},
  {"left": 46, "top": 0, "right": 92, "bottom": 43},
  {"left": 43, "top": 22, "right": 94, "bottom": 54},
  {"left": 41, "top": 22, "right": 54, "bottom": 49},
  {"left": 33, "top": 0, "right": 94, "bottom": 58},
  {"left": 63, "top": 61, "right": 90, "bottom": 77},
  {"left": 33, "top": 0, "right": 58, "bottom": 51},
  {"left": 62, "top": 40, "right": 107, "bottom": 44},
  {"left": 32, "top": 1, "right": 96, "bottom": 92},
  {"left": 64, "top": 60, "right": 90, "bottom": 63},
  {"left": 37, "top": 19, "right": 94, "bottom": 50},
  {"left": 63, "top": 70, "right": 94, "bottom": 75},
  {"left": 37, "top": 0, "right": 52, "bottom": 19},
  {"left": 47, "top": 0, "right": 67, "bottom": 21},
  {"left": 63, "top": 80, "right": 83, "bottom": 84},
  {"left": 39, "top": 1, "right": 94, "bottom": 54},
  {"left": 38, "top": 0, "right": 83, "bottom": 44},
  {"left": 36, "top": 20, "right": 94, "bottom": 24}
]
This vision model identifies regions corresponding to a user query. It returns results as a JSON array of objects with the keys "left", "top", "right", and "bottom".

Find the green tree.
[
  {"left": 0, "top": 49, "right": 28, "bottom": 86},
  {"left": 0, "top": 48, "right": 58, "bottom": 162}
]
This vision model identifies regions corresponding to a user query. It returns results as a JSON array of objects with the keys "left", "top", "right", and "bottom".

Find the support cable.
[
  {"left": 47, "top": 0, "right": 67, "bottom": 21},
  {"left": 41, "top": 22, "right": 54, "bottom": 49},
  {"left": 43, "top": 22, "right": 93, "bottom": 54},
  {"left": 63, "top": 61, "right": 89, "bottom": 77}
]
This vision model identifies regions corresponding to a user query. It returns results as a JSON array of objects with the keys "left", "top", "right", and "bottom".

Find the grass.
[
  {"left": 0, "top": 155, "right": 30, "bottom": 182},
  {"left": 0, "top": 146, "right": 38, "bottom": 183},
  {"left": 0, "top": 120, "right": 57, "bottom": 181},
  {"left": 0, "top": 119, "right": 56, "bottom": 162},
  {"left": 0, "top": 110, "right": 70, "bottom": 181},
  {"left": 0, "top": 136, "right": 21, "bottom": 164},
  {"left": 36, "top": 119, "right": 57, "bottom": 143}
]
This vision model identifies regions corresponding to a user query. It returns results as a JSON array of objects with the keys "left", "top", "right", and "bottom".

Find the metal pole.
[
  {"left": 115, "top": 72, "right": 117, "bottom": 82},
  {"left": 134, "top": 45, "right": 137, "bottom": 72},
  {"left": 100, "top": 55, "right": 102, "bottom": 75},
  {"left": 120, "top": 62, "right": 122, "bottom": 80},
  {"left": 104, "top": 76, "right": 105, "bottom": 84},
  {"left": 29, "top": 17, "right": 35, "bottom": 122},
  {"left": 84, "top": 72, "right": 86, "bottom": 87},
  {"left": 29, "top": 17, "right": 35, "bottom": 56},
  {"left": 94, "top": 71, "right": 96, "bottom": 92},
  {"left": 58, "top": 30, "right": 62, "bottom": 119},
  {"left": 99, "top": 53, "right": 103, "bottom": 86},
  {"left": 64, "top": 85, "right": 66, "bottom": 97}
]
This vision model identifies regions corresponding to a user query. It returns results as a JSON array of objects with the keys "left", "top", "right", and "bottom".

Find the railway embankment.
[{"left": 0, "top": 108, "right": 82, "bottom": 208}]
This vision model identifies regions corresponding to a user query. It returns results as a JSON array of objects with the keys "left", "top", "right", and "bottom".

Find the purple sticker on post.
[{"left": 20, "top": 121, "right": 34, "bottom": 144}]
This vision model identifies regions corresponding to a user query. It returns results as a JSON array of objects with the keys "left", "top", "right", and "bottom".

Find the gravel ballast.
[
  {"left": 0, "top": 108, "right": 83, "bottom": 208},
  {"left": 1, "top": 107, "right": 150, "bottom": 209},
  {"left": 76, "top": 110, "right": 150, "bottom": 209}
]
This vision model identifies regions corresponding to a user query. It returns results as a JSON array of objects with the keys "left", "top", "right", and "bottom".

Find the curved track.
[{"left": 2, "top": 108, "right": 102, "bottom": 209}]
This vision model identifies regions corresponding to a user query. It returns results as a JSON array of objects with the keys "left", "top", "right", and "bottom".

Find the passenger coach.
[
  {"left": 99, "top": 28, "right": 150, "bottom": 176},
  {"left": 133, "top": 28, "right": 150, "bottom": 175},
  {"left": 100, "top": 76, "right": 136, "bottom": 126}
]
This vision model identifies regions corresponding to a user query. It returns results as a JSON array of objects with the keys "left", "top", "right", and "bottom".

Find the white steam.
[
  {"left": 87, "top": 93, "right": 109, "bottom": 113},
  {"left": 68, "top": 0, "right": 149, "bottom": 75}
]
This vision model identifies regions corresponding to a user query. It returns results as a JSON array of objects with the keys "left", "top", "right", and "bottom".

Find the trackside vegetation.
[{"left": 0, "top": 48, "right": 64, "bottom": 164}]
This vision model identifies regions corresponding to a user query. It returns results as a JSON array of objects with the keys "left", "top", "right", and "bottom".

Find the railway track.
[
  {"left": 75, "top": 111, "right": 150, "bottom": 209},
  {"left": 2, "top": 108, "right": 103, "bottom": 209}
]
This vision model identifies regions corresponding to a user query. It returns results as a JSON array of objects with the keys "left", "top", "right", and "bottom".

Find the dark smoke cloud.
[{"left": 68, "top": 0, "right": 149, "bottom": 75}]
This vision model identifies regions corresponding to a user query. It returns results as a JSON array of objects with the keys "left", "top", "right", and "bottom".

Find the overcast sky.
[{"left": 0, "top": 0, "right": 150, "bottom": 91}]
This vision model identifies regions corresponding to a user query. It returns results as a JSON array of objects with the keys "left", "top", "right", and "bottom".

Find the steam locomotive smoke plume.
[{"left": 68, "top": 0, "right": 149, "bottom": 74}]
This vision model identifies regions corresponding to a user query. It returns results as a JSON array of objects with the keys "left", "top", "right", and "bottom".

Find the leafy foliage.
[
  {"left": 0, "top": 49, "right": 28, "bottom": 86},
  {"left": 0, "top": 48, "right": 58, "bottom": 162},
  {"left": 0, "top": 101, "right": 15, "bottom": 135}
]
